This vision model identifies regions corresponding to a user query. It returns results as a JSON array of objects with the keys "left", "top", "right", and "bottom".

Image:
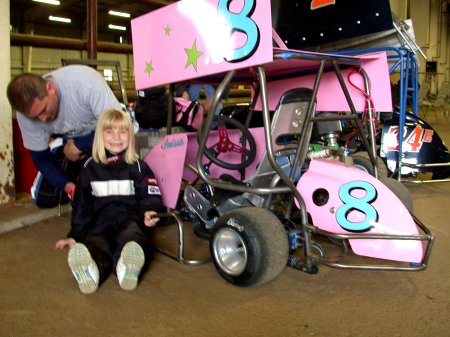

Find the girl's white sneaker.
[
  {"left": 68, "top": 243, "right": 99, "bottom": 294},
  {"left": 116, "top": 241, "right": 145, "bottom": 291}
]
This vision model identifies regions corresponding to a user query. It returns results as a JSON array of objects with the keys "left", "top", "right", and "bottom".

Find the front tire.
[{"left": 210, "top": 207, "right": 289, "bottom": 287}]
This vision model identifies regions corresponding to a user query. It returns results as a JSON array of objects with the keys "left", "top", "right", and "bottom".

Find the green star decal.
[
  {"left": 145, "top": 61, "right": 154, "bottom": 77},
  {"left": 165, "top": 25, "right": 171, "bottom": 36},
  {"left": 185, "top": 39, "right": 203, "bottom": 71}
]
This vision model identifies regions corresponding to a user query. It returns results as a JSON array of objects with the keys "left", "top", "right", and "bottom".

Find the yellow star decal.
[
  {"left": 165, "top": 25, "right": 171, "bottom": 36},
  {"left": 185, "top": 39, "right": 203, "bottom": 72},
  {"left": 145, "top": 61, "right": 154, "bottom": 77}
]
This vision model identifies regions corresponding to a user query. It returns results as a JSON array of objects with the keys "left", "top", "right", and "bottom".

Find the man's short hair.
[{"left": 7, "top": 73, "right": 48, "bottom": 114}]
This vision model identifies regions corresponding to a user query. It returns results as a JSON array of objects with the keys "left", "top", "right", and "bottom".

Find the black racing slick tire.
[
  {"left": 350, "top": 152, "right": 388, "bottom": 178},
  {"left": 210, "top": 207, "right": 289, "bottom": 287},
  {"left": 379, "top": 178, "right": 414, "bottom": 213}
]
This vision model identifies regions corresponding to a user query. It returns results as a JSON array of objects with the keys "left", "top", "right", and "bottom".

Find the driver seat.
[{"left": 246, "top": 88, "right": 315, "bottom": 187}]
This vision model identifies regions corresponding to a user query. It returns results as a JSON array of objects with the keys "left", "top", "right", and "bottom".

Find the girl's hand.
[
  {"left": 55, "top": 238, "right": 76, "bottom": 249},
  {"left": 144, "top": 211, "right": 160, "bottom": 227}
]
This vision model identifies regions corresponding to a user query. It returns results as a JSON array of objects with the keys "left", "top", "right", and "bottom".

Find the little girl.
[{"left": 56, "top": 108, "right": 162, "bottom": 294}]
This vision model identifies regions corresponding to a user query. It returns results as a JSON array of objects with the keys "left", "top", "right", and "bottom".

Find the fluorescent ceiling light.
[
  {"left": 109, "top": 24, "right": 126, "bottom": 31},
  {"left": 109, "top": 10, "right": 130, "bottom": 18},
  {"left": 49, "top": 16, "right": 71, "bottom": 23},
  {"left": 34, "top": 0, "right": 60, "bottom": 5}
]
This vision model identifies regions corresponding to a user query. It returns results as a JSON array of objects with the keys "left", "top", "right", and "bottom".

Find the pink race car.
[{"left": 132, "top": 0, "right": 434, "bottom": 287}]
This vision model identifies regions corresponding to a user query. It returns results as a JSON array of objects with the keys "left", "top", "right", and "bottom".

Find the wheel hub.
[{"left": 212, "top": 228, "right": 247, "bottom": 275}]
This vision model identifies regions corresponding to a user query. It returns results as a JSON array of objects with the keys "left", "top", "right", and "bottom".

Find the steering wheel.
[{"left": 197, "top": 115, "right": 257, "bottom": 170}]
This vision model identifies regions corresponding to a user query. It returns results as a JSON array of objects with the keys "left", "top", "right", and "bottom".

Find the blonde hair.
[{"left": 92, "top": 109, "right": 138, "bottom": 164}]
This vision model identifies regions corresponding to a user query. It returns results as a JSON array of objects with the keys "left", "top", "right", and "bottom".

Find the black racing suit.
[{"left": 67, "top": 151, "right": 163, "bottom": 283}]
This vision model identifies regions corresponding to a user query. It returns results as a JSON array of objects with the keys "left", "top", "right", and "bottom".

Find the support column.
[
  {"left": 0, "top": 0, "right": 14, "bottom": 203},
  {"left": 87, "top": 0, "right": 97, "bottom": 60}
]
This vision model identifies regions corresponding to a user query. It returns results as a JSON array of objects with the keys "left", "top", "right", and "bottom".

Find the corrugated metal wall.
[{"left": 10, "top": 46, "right": 133, "bottom": 79}]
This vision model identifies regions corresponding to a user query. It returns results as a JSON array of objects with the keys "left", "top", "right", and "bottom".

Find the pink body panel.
[
  {"left": 296, "top": 159, "right": 423, "bottom": 263},
  {"left": 131, "top": 0, "right": 273, "bottom": 90},
  {"left": 144, "top": 134, "right": 188, "bottom": 209},
  {"left": 255, "top": 51, "right": 393, "bottom": 112}
]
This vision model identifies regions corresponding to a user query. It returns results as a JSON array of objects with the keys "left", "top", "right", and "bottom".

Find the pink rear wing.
[{"left": 131, "top": 0, "right": 392, "bottom": 112}]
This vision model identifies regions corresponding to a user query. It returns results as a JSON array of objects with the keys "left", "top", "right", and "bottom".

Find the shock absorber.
[
  {"left": 321, "top": 132, "right": 340, "bottom": 147},
  {"left": 316, "top": 111, "right": 343, "bottom": 148}
]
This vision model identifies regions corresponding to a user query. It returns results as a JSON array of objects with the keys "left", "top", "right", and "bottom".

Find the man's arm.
[
  {"left": 29, "top": 148, "right": 70, "bottom": 191},
  {"left": 72, "top": 130, "right": 95, "bottom": 153},
  {"left": 64, "top": 130, "right": 95, "bottom": 161}
]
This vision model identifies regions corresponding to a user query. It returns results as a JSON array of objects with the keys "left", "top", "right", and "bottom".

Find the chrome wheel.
[
  {"left": 210, "top": 207, "right": 289, "bottom": 287},
  {"left": 212, "top": 227, "right": 247, "bottom": 276}
]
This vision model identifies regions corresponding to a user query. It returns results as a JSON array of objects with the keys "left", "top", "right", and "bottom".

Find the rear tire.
[
  {"left": 210, "top": 207, "right": 289, "bottom": 287},
  {"left": 350, "top": 152, "right": 388, "bottom": 178},
  {"left": 379, "top": 178, "right": 414, "bottom": 213}
]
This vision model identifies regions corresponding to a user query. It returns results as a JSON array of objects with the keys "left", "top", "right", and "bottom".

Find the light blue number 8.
[
  {"left": 218, "top": 0, "right": 260, "bottom": 62},
  {"left": 336, "top": 181, "right": 378, "bottom": 232}
]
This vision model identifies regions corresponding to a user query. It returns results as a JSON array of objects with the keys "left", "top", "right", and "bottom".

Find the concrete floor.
[{"left": 1, "top": 116, "right": 450, "bottom": 337}]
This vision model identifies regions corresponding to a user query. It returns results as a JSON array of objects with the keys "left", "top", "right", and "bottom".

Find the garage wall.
[
  {"left": 390, "top": 0, "right": 449, "bottom": 90},
  {"left": 10, "top": 47, "right": 133, "bottom": 79}
]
